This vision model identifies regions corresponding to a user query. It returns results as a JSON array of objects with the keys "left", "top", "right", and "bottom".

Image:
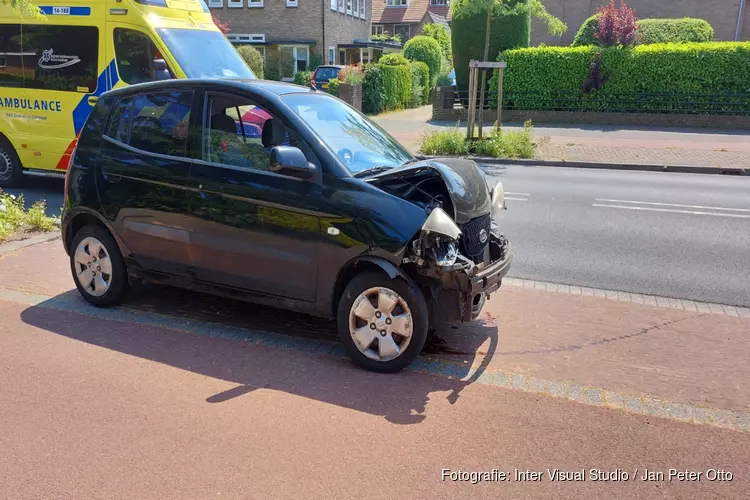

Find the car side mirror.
[{"left": 269, "top": 146, "right": 317, "bottom": 180}]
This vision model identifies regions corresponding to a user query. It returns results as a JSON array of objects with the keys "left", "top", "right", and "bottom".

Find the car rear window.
[{"left": 314, "top": 67, "right": 340, "bottom": 81}]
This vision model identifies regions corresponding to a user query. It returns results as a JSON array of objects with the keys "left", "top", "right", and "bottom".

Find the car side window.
[
  {"left": 204, "top": 93, "right": 300, "bottom": 172},
  {"left": 0, "top": 25, "right": 24, "bottom": 88},
  {"left": 129, "top": 91, "right": 193, "bottom": 157},
  {"left": 113, "top": 28, "right": 174, "bottom": 85},
  {"left": 104, "top": 96, "right": 134, "bottom": 144}
]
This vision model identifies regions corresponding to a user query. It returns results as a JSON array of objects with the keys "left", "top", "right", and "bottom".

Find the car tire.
[
  {"left": 337, "top": 272, "right": 429, "bottom": 373},
  {"left": 0, "top": 136, "right": 23, "bottom": 188},
  {"left": 69, "top": 225, "right": 129, "bottom": 307}
]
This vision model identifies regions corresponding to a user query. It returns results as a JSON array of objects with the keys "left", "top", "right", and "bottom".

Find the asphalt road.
[
  {"left": 483, "top": 166, "right": 750, "bottom": 307},
  {"left": 9, "top": 167, "right": 750, "bottom": 305}
]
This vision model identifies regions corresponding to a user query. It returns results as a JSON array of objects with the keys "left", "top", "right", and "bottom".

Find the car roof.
[
  {"left": 315, "top": 65, "right": 345, "bottom": 70},
  {"left": 101, "top": 78, "right": 315, "bottom": 100}
]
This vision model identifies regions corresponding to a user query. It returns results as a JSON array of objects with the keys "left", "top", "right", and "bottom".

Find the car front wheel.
[
  {"left": 337, "top": 272, "right": 429, "bottom": 373},
  {"left": 70, "top": 225, "right": 129, "bottom": 307}
]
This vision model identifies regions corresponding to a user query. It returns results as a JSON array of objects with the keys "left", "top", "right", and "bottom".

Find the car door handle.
[{"left": 101, "top": 168, "right": 121, "bottom": 183}]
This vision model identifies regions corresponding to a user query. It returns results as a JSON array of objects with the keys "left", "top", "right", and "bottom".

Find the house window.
[
  {"left": 227, "top": 33, "right": 266, "bottom": 43},
  {"left": 328, "top": 46, "right": 335, "bottom": 65},
  {"left": 330, "top": 0, "right": 336, "bottom": 9},
  {"left": 228, "top": 0, "right": 242, "bottom": 6},
  {"left": 430, "top": 0, "right": 448, "bottom": 5},
  {"left": 386, "top": 0, "right": 407, "bottom": 6},
  {"left": 394, "top": 24, "right": 410, "bottom": 42},
  {"left": 286, "top": 0, "right": 297, "bottom": 6},
  {"left": 346, "top": 0, "right": 352, "bottom": 15},
  {"left": 247, "top": 0, "right": 263, "bottom": 7},
  {"left": 353, "top": 0, "right": 359, "bottom": 17},
  {"left": 360, "top": 48, "right": 371, "bottom": 64},
  {"left": 280, "top": 45, "right": 309, "bottom": 77},
  {"left": 372, "top": 25, "right": 384, "bottom": 36},
  {"left": 208, "top": 0, "right": 222, "bottom": 7},
  {"left": 360, "top": 0, "right": 366, "bottom": 19},
  {"left": 338, "top": 0, "right": 344, "bottom": 13}
]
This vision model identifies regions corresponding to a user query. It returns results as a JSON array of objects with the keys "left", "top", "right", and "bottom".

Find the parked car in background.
[
  {"left": 62, "top": 78, "right": 512, "bottom": 373},
  {"left": 311, "top": 65, "right": 345, "bottom": 89}
]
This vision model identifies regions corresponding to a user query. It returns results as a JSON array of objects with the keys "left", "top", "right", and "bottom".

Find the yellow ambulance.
[{"left": 0, "top": 0, "right": 256, "bottom": 187}]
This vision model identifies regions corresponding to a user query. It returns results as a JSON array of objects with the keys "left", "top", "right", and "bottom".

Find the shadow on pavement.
[{"left": 20, "top": 285, "right": 499, "bottom": 425}]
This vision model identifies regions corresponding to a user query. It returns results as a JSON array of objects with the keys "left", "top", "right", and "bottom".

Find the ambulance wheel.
[{"left": 0, "top": 136, "right": 22, "bottom": 188}]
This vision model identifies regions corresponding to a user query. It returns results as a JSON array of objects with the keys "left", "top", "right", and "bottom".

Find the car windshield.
[
  {"left": 281, "top": 93, "right": 413, "bottom": 175},
  {"left": 156, "top": 28, "right": 256, "bottom": 79}
]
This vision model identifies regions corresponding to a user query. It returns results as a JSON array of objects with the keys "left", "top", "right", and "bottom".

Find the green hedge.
[
  {"left": 363, "top": 63, "right": 385, "bottom": 114},
  {"left": 380, "top": 54, "right": 412, "bottom": 110},
  {"left": 452, "top": 0, "right": 531, "bottom": 92},
  {"left": 408, "top": 61, "right": 430, "bottom": 107},
  {"left": 638, "top": 18, "right": 714, "bottom": 44},
  {"left": 403, "top": 35, "right": 442, "bottom": 82},
  {"left": 489, "top": 42, "right": 750, "bottom": 114},
  {"left": 573, "top": 15, "right": 715, "bottom": 46},
  {"left": 571, "top": 14, "right": 599, "bottom": 47}
]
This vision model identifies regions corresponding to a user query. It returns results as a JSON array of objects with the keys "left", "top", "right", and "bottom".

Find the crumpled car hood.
[{"left": 366, "top": 157, "right": 491, "bottom": 225}]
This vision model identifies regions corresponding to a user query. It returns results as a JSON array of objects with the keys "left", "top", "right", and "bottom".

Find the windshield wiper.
[{"left": 353, "top": 165, "right": 395, "bottom": 178}]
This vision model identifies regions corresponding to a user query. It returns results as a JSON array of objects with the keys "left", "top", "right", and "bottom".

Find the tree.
[
  {"left": 422, "top": 23, "right": 452, "bottom": 61},
  {"left": 2, "top": 0, "right": 43, "bottom": 17},
  {"left": 451, "top": 0, "right": 566, "bottom": 134},
  {"left": 595, "top": 1, "right": 637, "bottom": 47},
  {"left": 236, "top": 45, "right": 264, "bottom": 79}
]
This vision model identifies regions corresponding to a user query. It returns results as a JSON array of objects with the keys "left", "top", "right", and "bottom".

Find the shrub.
[
  {"left": 436, "top": 73, "right": 453, "bottom": 87},
  {"left": 638, "top": 18, "right": 714, "bottom": 44},
  {"left": 422, "top": 23, "right": 452, "bottom": 61},
  {"left": 409, "top": 61, "right": 430, "bottom": 106},
  {"left": 572, "top": 14, "right": 600, "bottom": 46},
  {"left": 473, "top": 121, "right": 535, "bottom": 159},
  {"left": 420, "top": 127, "right": 469, "bottom": 156},
  {"left": 489, "top": 42, "right": 750, "bottom": 114},
  {"left": 373, "top": 33, "right": 402, "bottom": 44},
  {"left": 404, "top": 35, "right": 442, "bottom": 82},
  {"left": 326, "top": 78, "right": 340, "bottom": 97},
  {"left": 340, "top": 65, "right": 365, "bottom": 84},
  {"left": 236, "top": 45, "right": 264, "bottom": 79},
  {"left": 595, "top": 0, "right": 638, "bottom": 47},
  {"left": 310, "top": 53, "right": 324, "bottom": 71},
  {"left": 362, "top": 63, "right": 385, "bottom": 114},
  {"left": 451, "top": 0, "right": 531, "bottom": 92},
  {"left": 379, "top": 52, "right": 409, "bottom": 66},
  {"left": 0, "top": 192, "right": 58, "bottom": 243},
  {"left": 264, "top": 52, "right": 281, "bottom": 81},
  {"left": 378, "top": 54, "right": 412, "bottom": 110},
  {"left": 293, "top": 70, "right": 313, "bottom": 86}
]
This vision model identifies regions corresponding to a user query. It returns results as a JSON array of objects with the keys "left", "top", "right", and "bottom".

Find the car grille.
[{"left": 460, "top": 213, "right": 491, "bottom": 262}]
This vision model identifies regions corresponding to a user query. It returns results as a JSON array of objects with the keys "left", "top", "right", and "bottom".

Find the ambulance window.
[
  {"left": 0, "top": 25, "right": 24, "bottom": 88},
  {"left": 22, "top": 25, "right": 99, "bottom": 92},
  {"left": 129, "top": 91, "right": 193, "bottom": 157},
  {"left": 114, "top": 29, "right": 174, "bottom": 85}
]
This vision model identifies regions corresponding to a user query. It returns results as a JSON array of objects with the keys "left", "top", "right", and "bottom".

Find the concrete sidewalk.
[{"left": 373, "top": 106, "right": 750, "bottom": 169}]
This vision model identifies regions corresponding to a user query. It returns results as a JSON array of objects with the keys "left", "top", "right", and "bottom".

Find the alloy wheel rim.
[
  {"left": 0, "top": 149, "right": 11, "bottom": 180},
  {"left": 348, "top": 287, "right": 413, "bottom": 362},
  {"left": 74, "top": 237, "right": 113, "bottom": 297}
]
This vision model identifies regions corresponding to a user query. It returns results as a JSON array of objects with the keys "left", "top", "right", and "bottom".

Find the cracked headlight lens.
[{"left": 434, "top": 240, "right": 458, "bottom": 267}]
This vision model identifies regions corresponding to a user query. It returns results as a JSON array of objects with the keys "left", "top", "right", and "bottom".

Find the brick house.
[
  {"left": 210, "top": 0, "right": 396, "bottom": 78},
  {"left": 371, "top": 0, "right": 452, "bottom": 43}
]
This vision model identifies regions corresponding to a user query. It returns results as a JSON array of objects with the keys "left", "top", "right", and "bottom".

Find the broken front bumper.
[{"left": 466, "top": 241, "right": 513, "bottom": 298}]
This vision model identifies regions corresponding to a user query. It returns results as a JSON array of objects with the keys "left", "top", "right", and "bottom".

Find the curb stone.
[
  {"left": 0, "top": 231, "right": 61, "bottom": 254},
  {"left": 421, "top": 155, "right": 749, "bottom": 176}
]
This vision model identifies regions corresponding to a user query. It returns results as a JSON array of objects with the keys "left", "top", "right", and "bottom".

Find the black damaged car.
[{"left": 62, "top": 78, "right": 511, "bottom": 373}]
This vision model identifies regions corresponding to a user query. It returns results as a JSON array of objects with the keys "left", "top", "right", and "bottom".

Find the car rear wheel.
[
  {"left": 337, "top": 272, "right": 428, "bottom": 373},
  {"left": 70, "top": 225, "right": 129, "bottom": 307},
  {"left": 0, "top": 136, "right": 23, "bottom": 188}
]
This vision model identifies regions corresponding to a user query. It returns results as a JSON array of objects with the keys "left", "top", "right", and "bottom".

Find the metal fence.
[{"left": 443, "top": 89, "right": 750, "bottom": 116}]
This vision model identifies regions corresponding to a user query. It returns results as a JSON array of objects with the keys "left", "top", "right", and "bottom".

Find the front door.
[
  {"left": 96, "top": 89, "right": 199, "bottom": 276},
  {"left": 187, "top": 90, "right": 322, "bottom": 303}
]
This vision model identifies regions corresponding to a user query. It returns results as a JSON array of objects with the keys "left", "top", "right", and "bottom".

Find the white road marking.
[
  {"left": 506, "top": 192, "right": 531, "bottom": 197},
  {"left": 595, "top": 198, "right": 750, "bottom": 213},
  {"left": 593, "top": 204, "right": 750, "bottom": 219},
  {"left": 505, "top": 197, "right": 528, "bottom": 202}
]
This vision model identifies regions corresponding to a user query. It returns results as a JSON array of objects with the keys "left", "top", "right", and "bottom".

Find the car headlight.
[
  {"left": 419, "top": 207, "right": 461, "bottom": 267},
  {"left": 491, "top": 181, "right": 506, "bottom": 220}
]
